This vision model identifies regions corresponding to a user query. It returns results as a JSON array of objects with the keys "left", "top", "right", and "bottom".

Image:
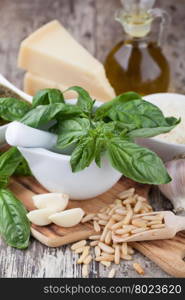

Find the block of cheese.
[
  {"left": 18, "top": 20, "right": 115, "bottom": 101},
  {"left": 24, "top": 72, "right": 79, "bottom": 99}
]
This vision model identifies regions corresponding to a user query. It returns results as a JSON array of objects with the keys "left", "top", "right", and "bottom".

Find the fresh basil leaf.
[
  {"left": 0, "top": 188, "right": 30, "bottom": 249},
  {"left": 32, "top": 89, "right": 64, "bottom": 108},
  {"left": 107, "top": 99, "right": 170, "bottom": 127},
  {"left": 0, "top": 98, "right": 31, "bottom": 121},
  {"left": 166, "top": 116, "right": 181, "bottom": 126},
  {"left": 48, "top": 89, "right": 65, "bottom": 104},
  {"left": 57, "top": 117, "right": 90, "bottom": 149},
  {"left": 21, "top": 104, "right": 63, "bottom": 127},
  {"left": 57, "top": 103, "right": 86, "bottom": 119},
  {"left": 94, "top": 136, "right": 106, "bottom": 167},
  {"left": 128, "top": 123, "right": 180, "bottom": 138},
  {"left": 21, "top": 103, "right": 85, "bottom": 128},
  {"left": 107, "top": 137, "right": 171, "bottom": 184},
  {"left": 0, "top": 147, "right": 23, "bottom": 180},
  {"left": 0, "top": 176, "right": 9, "bottom": 188},
  {"left": 14, "top": 159, "right": 32, "bottom": 176},
  {"left": 66, "top": 86, "right": 94, "bottom": 115},
  {"left": 70, "top": 136, "right": 95, "bottom": 172},
  {"left": 95, "top": 92, "right": 141, "bottom": 120}
]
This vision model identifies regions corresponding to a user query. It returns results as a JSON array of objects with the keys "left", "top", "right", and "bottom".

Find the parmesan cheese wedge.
[
  {"left": 24, "top": 73, "right": 77, "bottom": 99},
  {"left": 49, "top": 208, "right": 85, "bottom": 227},
  {"left": 32, "top": 193, "right": 69, "bottom": 212},
  {"left": 18, "top": 20, "right": 115, "bottom": 101}
]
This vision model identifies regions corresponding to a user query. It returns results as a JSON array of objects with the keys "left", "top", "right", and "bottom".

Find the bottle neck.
[{"left": 123, "top": 35, "right": 149, "bottom": 47}]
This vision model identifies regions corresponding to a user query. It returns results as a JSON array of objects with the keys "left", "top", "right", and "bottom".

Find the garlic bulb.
[{"left": 159, "top": 158, "right": 185, "bottom": 213}]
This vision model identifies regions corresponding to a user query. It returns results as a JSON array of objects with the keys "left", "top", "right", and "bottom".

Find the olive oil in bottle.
[{"left": 105, "top": 0, "right": 170, "bottom": 95}]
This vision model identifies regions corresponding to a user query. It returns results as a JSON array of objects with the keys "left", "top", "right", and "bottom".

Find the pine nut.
[
  {"left": 131, "top": 227, "right": 149, "bottom": 234},
  {"left": 121, "top": 254, "right": 133, "bottom": 260},
  {"left": 141, "top": 214, "right": 163, "bottom": 221},
  {"left": 108, "top": 268, "right": 116, "bottom": 278},
  {"left": 114, "top": 199, "right": 122, "bottom": 205},
  {"left": 101, "top": 261, "right": 111, "bottom": 267},
  {"left": 98, "top": 242, "right": 114, "bottom": 254},
  {"left": 94, "top": 246, "right": 101, "bottom": 257},
  {"left": 99, "top": 207, "right": 107, "bottom": 213},
  {"left": 112, "top": 214, "right": 123, "bottom": 221},
  {"left": 75, "top": 247, "right": 85, "bottom": 254},
  {"left": 134, "top": 200, "right": 142, "bottom": 213},
  {"left": 123, "top": 197, "right": 136, "bottom": 205},
  {"left": 133, "top": 262, "right": 145, "bottom": 275},
  {"left": 137, "top": 196, "right": 147, "bottom": 202},
  {"left": 97, "top": 213, "right": 109, "bottom": 220},
  {"left": 95, "top": 255, "right": 114, "bottom": 262},
  {"left": 121, "top": 243, "right": 128, "bottom": 256},
  {"left": 115, "top": 228, "right": 132, "bottom": 235},
  {"left": 118, "top": 188, "right": 135, "bottom": 199},
  {"left": 112, "top": 234, "right": 129, "bottom": 243},
  {"left": 81, "top": 214, "right": 95, "bottom": 223},
  {"left": 89, "top": 235, "right": 101, "bottom": 240},
  {"left": 114, "top": 245, "right": 120, "bottom": 264},
  {"left": 98, "top": 220, "right": 107, "bottom": 226},
  {"left": 83, "top": 255, "right": 92, "bottom": 265},
  {"left": 150, "top": 224, "right": 165, "bottom": 229},
  {"left": 94, "top": 220, "right": 101, "bottom": 232},
  {"left": 90, "top": 241, "right": 99, "bottom": 246},
  {"left": 123, "top": 210, "right": 133, "bottom": 225},
  {"left": 115, "top": 208, "right": 127, "bottom": 215},
  {"left": 132, "top": 219, "right": 148, "bottom": 228},
  {"left": 106, "top": 218, "right": 115, "bottom": 229},
  {"left": 111, "top": 220, "right": 124, "bottom": 230},
  {"left": 77, "top": 246, "right": 90, "bottom": 264},
  {"left": 128, "top": 246, "right": 135, "bottom": 255},
  {"left": 71, "top": 240, "right": 86, "bottom": 251},
  {"left": 82, "top": 264, "right": 89, "bottom": 277},
  {"left": 105, "top": 230, "right": 112, "bottom": 244}
]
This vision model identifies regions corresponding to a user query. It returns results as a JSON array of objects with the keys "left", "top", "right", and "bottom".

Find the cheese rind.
[{"left": 18, "top": 20, "right": 115, "bottom": 101}]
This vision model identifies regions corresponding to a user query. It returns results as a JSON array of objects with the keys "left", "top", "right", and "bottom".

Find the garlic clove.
[
  {"left": 33, "top": 193, "right": 69, "bottom": 212},
  {"left": 27, "top": 208, "right": 54, "bottom": 226},
  {"left": 159, "top": 158, "right": 185, "bottom": 213},
  {"left": 49, "top": 208, "right": 85, "bottom": 227}
]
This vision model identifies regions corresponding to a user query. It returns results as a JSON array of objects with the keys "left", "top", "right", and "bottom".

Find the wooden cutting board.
[{"left": 8, "top": 176, "right": 185, "bottom": 278}]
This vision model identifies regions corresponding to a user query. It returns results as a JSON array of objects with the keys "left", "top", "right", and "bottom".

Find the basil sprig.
[
  {"left": 0, "top": 87, "right": 180, "bottom": 249},
  {"left": 0, "top": 87, "right": 180, "bottom": 186}
]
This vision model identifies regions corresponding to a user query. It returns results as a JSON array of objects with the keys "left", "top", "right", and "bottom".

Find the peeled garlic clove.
[
  {"left": 27, "top": 208, "right": 54, "bottom": 226},
  {"left": 159, "top": 158, "right": 185, "bottom": 213},
  {"left": 49, "top": 208, "right": 85, "bottom": 227},
  {"left": 33, "top": 193, "right": 69, "bottom": 212}
]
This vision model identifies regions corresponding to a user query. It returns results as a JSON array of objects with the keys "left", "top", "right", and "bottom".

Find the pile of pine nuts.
[{"left": 71, "top": 188, "right": 165, "bottom": 277}]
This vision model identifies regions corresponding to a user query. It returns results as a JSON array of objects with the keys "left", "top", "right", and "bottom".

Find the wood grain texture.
[
  {"left": 0, "top": 0, "right": 184, "bottom": 278},
  {"left": 9, "top": 176, "right": 185, "bottom": 277}
]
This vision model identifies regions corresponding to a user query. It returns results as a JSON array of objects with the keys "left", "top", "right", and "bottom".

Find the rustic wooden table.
[{"left": 0, "top": 0, "right": 184, "bottom": 278}]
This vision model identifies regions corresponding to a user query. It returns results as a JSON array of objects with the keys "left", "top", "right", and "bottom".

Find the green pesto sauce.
[{"left": 0, "top": 84, "right": 23, "bottom": 125}]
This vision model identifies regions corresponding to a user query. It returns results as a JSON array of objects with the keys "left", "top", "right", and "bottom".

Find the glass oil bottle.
[{"left": 105, "top": 0, "right": 170, "bottom": 95}]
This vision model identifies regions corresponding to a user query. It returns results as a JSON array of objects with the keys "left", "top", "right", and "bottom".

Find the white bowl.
[
  {"left": 18, "top": 147, "right": 122, "bottom": 200},
  {"left": 0, "top": 74, "right": 32, "bottom": 144},
  {"left": 17, "top": 98, "right": 122, "bottom": 200},
  {"left": 137, "top": 93, "right": 185, "bottom": 161}
]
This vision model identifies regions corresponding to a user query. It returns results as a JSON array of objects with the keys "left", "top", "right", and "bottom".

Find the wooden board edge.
[
  {"left": 132, "top": 242, "right": 185, "bottom": 278},
  {"left": 31, "top": 227, "right": 95, "bottom": 247}
]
